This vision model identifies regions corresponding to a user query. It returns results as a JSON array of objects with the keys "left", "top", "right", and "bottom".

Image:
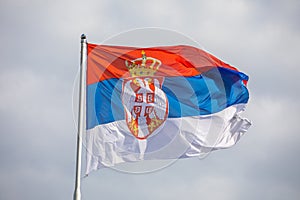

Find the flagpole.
[{"left": 74, "top": 34, "right": 87, "bottom": 200}]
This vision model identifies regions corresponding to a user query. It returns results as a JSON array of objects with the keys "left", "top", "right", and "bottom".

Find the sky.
[{"left": 0, "top": 0, "right": 300, "bottom": 199}]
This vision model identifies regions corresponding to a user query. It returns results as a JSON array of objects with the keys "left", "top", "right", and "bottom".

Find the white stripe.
[{"left": 84, "top": 103, "right": 251, "bottom": 174}]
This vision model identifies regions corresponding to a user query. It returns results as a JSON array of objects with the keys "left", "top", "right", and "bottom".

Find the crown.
[{"left": 125, "top": 50, "right": 161, "bottom": 77}]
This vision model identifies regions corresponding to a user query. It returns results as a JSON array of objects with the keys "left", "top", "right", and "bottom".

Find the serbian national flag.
[{"left": 85, "top": 44, "right": 251, "bottom": 174}]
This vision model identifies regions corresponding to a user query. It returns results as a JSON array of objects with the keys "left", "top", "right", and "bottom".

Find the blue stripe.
[{"left": 86, "top": 67, "right": 249, "bottom": 130}]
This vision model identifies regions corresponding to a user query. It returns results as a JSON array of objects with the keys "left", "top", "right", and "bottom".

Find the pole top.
[{"left": 81, "top": 34, "right": 86, "bottom": 40}]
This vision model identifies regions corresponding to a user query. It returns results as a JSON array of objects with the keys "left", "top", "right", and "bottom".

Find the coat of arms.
[{"left": 122, "top": 51, "right": 169, "bottom": 140}]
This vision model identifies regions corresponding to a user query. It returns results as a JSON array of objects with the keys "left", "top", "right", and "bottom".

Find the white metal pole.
[{"left": 74, "top": 34, "right": 87, "bottom": 200}]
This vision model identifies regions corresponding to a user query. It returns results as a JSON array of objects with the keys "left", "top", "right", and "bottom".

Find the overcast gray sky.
[{"left": 0, "top": 0, "right": 300, "bottom": 199}]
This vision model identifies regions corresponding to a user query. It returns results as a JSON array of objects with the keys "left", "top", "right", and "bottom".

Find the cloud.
[{"left": 0, "top": 66, "right": 76, "bottom": 199}]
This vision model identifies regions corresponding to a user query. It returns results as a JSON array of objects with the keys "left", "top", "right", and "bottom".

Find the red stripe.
[{"left": 87, "top": 44, "right": 239, "bottom": 85}]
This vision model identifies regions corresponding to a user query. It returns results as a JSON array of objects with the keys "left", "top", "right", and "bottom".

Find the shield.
[{"left": 122, "top": 76, "right": 169, "bottom": 140}]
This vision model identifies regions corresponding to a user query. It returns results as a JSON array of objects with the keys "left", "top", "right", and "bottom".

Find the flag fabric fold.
[{"left": 85, "top": 44, "right": 251, "bottom": 174}]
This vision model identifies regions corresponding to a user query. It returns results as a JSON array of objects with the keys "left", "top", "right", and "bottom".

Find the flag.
[{"left": 85, "top": 44, "right": 251, "bottom": 174}]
